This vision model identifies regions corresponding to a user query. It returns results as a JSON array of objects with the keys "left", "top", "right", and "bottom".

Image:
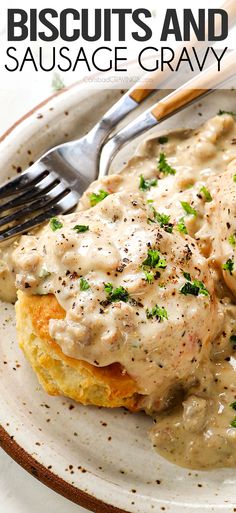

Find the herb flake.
[
  {"left": 181, "top": 201, "right": 197, "bottom": 216},
  {"left": 230, "top": 334, "right": 236, "bottom": 350},
  {"left": 218, "top": 109, "right": 236, "bottom": 117},
  {"left": 183, "top": 271, "right": 191, "bottom": 281},
  {"left": 149, "top": 208, "right": 173, "bottom": 233},
  {"left": 222, "top": 258, "right": 234, "bottom": 275},
  {"left": 180, "top": 272, "right": 209, "bottom": 297},
  {"left": 80, "top": 277, "right": 90, "bottom": 291},
  {"left": 73, "top": 225, "right": 89, "bottom": 233},
  {"left": 50, "top": 217, "right": 63, "bottom": 231},
  {"left": 89, "top": 189, "right": 109, "bottom": 207},
  {"left": 104, "top": 283, "right": 129, "bottom": 303},
  {"left": 200, "top": 186, "right": 212, "bottom": 202},
  {"left": 158, "top": 153, "right": 176, "bottom": 176},
  {"left": 176, "top": 217, "right": 188, "bottom": 234},
  {"left": 229, "top": 234, "right": 236, "bottom": 247},
  {"left": 144, "top": 271, "right": 154, "bottom": 283},
  {"left": 158, "top": 136, "right": 168, "bottom": 144},
  {"left": 139, "top": 174, "right": 157, "bottom": 191},
  {"left": 146, "top": 304, "right": 168, "bottom": 321},
  {"left": 230, "top": 418, "right": 236, "bottom": 428},
  {"left": 180, "top": 281, "right": 200, "bottom": 296},
  {"left": 142, "top": 249, "right": 167, "bottom": 270}
]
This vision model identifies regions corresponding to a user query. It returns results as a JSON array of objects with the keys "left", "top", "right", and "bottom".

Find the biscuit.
[{"left": 16, "top": 291, "right": 141, "bottom": 410}]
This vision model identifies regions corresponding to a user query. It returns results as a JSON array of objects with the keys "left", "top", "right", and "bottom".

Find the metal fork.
[
  {"left": 0, "top": 85, "right": 152, "bottom": 241},
  {"left": 0, "top": 39, "right": 235, "bottom": 241}
]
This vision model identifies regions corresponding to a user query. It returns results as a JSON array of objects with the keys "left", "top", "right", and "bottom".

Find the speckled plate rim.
[
  {"left": 0, "top": 425, "right": 127, "bottom": 513},
  {"left": 0, "top": 77, "right": 130, "bottom": 513}
]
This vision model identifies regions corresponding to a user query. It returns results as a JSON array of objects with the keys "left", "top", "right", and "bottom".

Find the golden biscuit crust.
[{"left": 16, "top": 291, "right": 141, "bottom": 410}]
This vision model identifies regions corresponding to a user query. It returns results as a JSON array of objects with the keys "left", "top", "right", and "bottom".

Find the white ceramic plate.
[{"left": 1, "top": 83, "right": 236, "bottom": 513}]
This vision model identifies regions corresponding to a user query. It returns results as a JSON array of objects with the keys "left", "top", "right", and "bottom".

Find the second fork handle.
[
  {"left": 100, "top": 48, "right": 236, "bottom": 176},
  {"left": 151, "top": 49, "right": 235, "bottom": 121}
]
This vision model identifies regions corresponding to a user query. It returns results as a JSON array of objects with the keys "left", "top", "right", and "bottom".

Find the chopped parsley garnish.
[
  {"left": 144, "top": 271, "right": 154, "bottom": 283},
  {"left": 73, "top": 225, "right": 89, "bottom": 233},
  {"left": 193, "top": 280, "right": 210, "bottom": 296},
  {"left": 233, "top": 174, "right": 236, "bottom": 183},
  {"left": 142, "top": 248, "right": 166, "bottom": 283},
  {"left": 50, "top": 217, "right": 63, "bottom": 231},
  {"left": 139, "top": 174, "right": 157, "bottom": 191},
  {"left": 104, "top": 283, "right": 129, "bottom": 303},
  {"left": 222, "top": 258, "right": 234, "bottom": 275},
  {"left": 229, "top": 398, "right": 236, "bottom": 429},
  {"left": 180, "top": 281, "right": 200, "bottom": 296},
  {"left": 104, "top": 283, "right": 114, "bottom": 294},
  {"left": 183, "top": 271, "right": 191, "bottom": 281},
  {"left": 230, "top": 418, "right": 236, "bottom": 428},
  {"left": 229, "top": 234, "right": 236, "bottom": 247},
  {"left": 200, "top": 186, "right": 212, "bottom": 202},
  {"left": 89, "top": 189, "right": 109, "bottom": 206},
  {"left": 146, "top": 304, "right": 168, "bottom": 321},
  {"left": 149, "top": 208, "right": 173, "bottom": 233},
  {"left": 158, "top": 136, "right": 168, "bottom": 144},
  {"left": 181, "top": 201, "right": 197, "bottom": 216},
  {"left": 230, "top": 334, "right": 236, "bottom": 344},
  {"left": 158, "top": 152, "right": 176, "bottom": 176},
  {"left": 176, "top": 217, "right": 188, "bottom": 234},
  {"left": 218, "top": 109, "right": 236, "bottom": 117},
  {"left": 142, "top": 249, "right": 167, "bottom": 269},
  {"left": 80, "top": 277, "right": 90, "bottom": 291},
  {"left": 180, "top": 272, "right": 209, "bottom": 297}
]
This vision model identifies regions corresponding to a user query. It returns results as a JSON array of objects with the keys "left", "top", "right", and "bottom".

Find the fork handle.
[
  {"left": 151, "top": 50, "right": 235, "bottom": 121},
  {"left": 133, "top": 50, "right": 236, "bottom": 129},
  {"left": 99, "top": 50, "right": 236, "bottom": 177}
]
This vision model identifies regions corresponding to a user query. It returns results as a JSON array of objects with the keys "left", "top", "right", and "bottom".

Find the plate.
[{"left": 1, "top": 82, "right": 236, "bottom": 513}]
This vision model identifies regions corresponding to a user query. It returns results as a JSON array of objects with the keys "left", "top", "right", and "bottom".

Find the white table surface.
[{"left": 0, "top": 78, "right": 89, "bottom": 513}]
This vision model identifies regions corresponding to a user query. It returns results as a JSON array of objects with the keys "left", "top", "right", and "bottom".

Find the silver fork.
[
  {"left": 0, "top": 49, "right": 235, "bottom": 242},
  {"left": 0, "top": 74, "right": 164, "bottom": 241}
]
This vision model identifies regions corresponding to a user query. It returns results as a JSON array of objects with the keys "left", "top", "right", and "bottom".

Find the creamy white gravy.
[{"left": 3, "top": 113, "right": 236, "bottom": 469}]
